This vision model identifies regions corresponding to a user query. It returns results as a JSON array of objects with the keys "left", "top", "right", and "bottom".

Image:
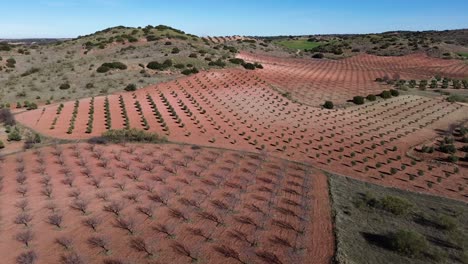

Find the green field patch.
[{"left": 275, "top": 39, "right": 322, "bottom": 50}]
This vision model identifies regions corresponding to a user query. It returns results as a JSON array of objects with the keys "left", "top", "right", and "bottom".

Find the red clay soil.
[
  {"left": 0, "top": 143, "right": 333, "bottom": 264},
  {"left": 238, "top": 52, "right": 468, "bottom": 106},
  {"left": 15, "top": 66, "right": 468, "bottom": 201}
]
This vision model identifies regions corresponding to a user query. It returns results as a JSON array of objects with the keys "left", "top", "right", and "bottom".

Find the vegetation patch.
[
  {"left": 330, "top": 174, "right": 468, "bottom": 264},
  {"left": 275, "top": 39, "right": 322, "bottom": 50},
  {"left": 99, "top": 128, "right": 167, "bottom": 143}
]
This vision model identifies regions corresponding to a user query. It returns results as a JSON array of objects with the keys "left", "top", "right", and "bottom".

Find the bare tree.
[
  {"left": 82, "top": 216, "right": 101, "bottom": 232},
  {"left": 16, "top": 250, "right": 37, "bottom": 264},
  {"left": 55, "top": 236, "right": 73, "bottom": 250},
  {"left": 152, "top": 224, "right": 174, "bottom": 238},
  {"left": 228, "top": 229, "right": 257, "bottom": 247},
  {"left": 169, "top": 208, "right": 189, "bottom": 222},
  {"left": 130, "top": 237, "right": 153, "bottom": 257},
  {"left": 15, "top": 200, "right": 29, "bottom": 212},
  {"left": 235, "top": 215, "right": 262, "bottom": 230},
  {"left": 148, "top": 194, "right": 168, "bottom": 206},
  {"left": 16, "top": 230, "right": 34, "bottom": 247},
  {"left": 187, "top": 227, "right": 212, "bottom": 242},
  {"left": 170, "top": 242, "right": 197, "bottom": 262},
  {"left": 62, "top": 177, "right": 75, "bottom": 187},
  {"left": 68, "top": 189, "right": 81, "bottom": 198},
  {"left": 213, "top": 245, "right": 246, "bottom": 264},
  {"left": 17, "top": 186, "right": 29, "bottom": 197},
  {"left": 197, "top": 211, "right": 224, "bottom": 226},
  {"left": 136, "top": 205, "right": 155, "bottom": 219},
  {"left": 255, "top": 250, "right": 283, "bottom": 264},
  {"left": 104, "top": 201, "right": 124, "bottom": 216},
  {"left": 96, "top": 191, "right": 109, "bottom": 201},
  {"left": 42, "top": 186, "right": 53, "bottom": 198},
  {"left": 71, "top": 199, "right": 89, "bottom": 215},
  {"left": 14, "top": 213, "right": 32, "bottom": 227},
  {"left": 88, "top": 236, "right": 110, "bottom": 254},
  {"left": 114, "top": 216, "right": 136, "bottom": 235},
  {"left": 48, "top": 213, "right": 63, "bottom": 228},
  {"left": 60, "top": 252, "right": 84, "bottom": 264}
]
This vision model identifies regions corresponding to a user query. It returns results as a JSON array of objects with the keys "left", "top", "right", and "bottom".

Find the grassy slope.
[
  {"left": 264, "top": 29, "right": 468, "bottom": 59},
  {"left": 274, "top": 39, "right": 322, "bottom": 50},
  {"left": 0, "top": 26, "right": 242, "bottom": 106},
  {"left": 329, "top": 173, "right": 468, "bottom": 264}
]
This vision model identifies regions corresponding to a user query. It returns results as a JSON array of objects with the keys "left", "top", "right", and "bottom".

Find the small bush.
[
  {"left": 181, "top": 67, "right": 199, "bottom": 75},
  {"left": 242, "top": 63, "right": 256, "bottom": 70},
  {"left": 323, "top": 101, "right": 334, "bottom": 109},
  {"left": 379, "top": 196, "right": 412, "bottom": 215},
  {"left": 100, "top": 128, "right": 167, "bottom": 143},
  {"left": 97, "top": 62, "right": 127, "bottom": 73},
  {"left": 390, "top": 89, "right": 399, "bottom": 96},
  {"left": 380, "top": 90, "right": 392, "bottom": 99},
  {"left": 352, "top": 96, "right": 365, "bottom": 105},
  {"left": 388, "top": 230, "right": 428, "bottom": 257},
  {"left": 124, "top": 84, "right": 137, "bottom": 92},
  {"left": 59, "top": 83, "right": 71, "bottom": 90},
  {"left": 312, "top": 53, "right": 324, "bottom": 59},
  {"left": 229, "top": 58, "right": 245, "bottom": 65},
  {"left": 366, "top": 94, "right": 377, "bottom": 101},
  {"left": 8, "top": 127, "right": 22, "bottom": 141}
]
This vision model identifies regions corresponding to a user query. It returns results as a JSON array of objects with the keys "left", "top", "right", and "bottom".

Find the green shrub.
[
  {"left": 323, "top": 101, "right": 334, "bottom": 109},
  {"left": 366, "top": 94, "right": 377, "bottom": 101},
  {"left": 0, "top": 140, "right": 4, "bottom": 149},
  {"left": 7, "top": 127, "right": 22, "bottom": 141},
  {"left": 229, "top": 58, "right": 245, "bottom": 65},
  {"left": 379, "top": 196, "right": 412, "bottom": 215},
  {"left": 124, "top": 84, "right": 137, "bottom": 92},
  {"left": 380, "top": 90, "right": 392, "bottom": 99},
  {"left": 101, "top": 128, "right": 167, "bottom": 143},
  {"left": 171, "top": 47, "right": 180, "bottom": 54},
  {"left": 59, "top": 83, "right": 71, "bottom": 90},
  {"left": 97, "top": 61, "right": 127, "bottom": 73},
  {"left": 208, "top": 59, "right": 226, "bottom": 67},
  {"left": 353, "top": 96, "right": 365, "bottom": 105},
  {"left": 242, "top": 63, "right": 256, "bottom": 70},
  {"left": 27, "top": 102, "right": 38, "bottom": 110},
  {"left": 146, "top": 35, "right": 159, "bottom": 41},
  {"left": 181, "top": 67, "right": 199, "bottom": 75},
  {"left": 388, "top": 230, "right": 428, "bottom": 257},
  {"left": 96, "top": 65, "right": 110, "bottom": 73},
  {"left": 390, "top": 89, "right": 399, "bottom": 96}
]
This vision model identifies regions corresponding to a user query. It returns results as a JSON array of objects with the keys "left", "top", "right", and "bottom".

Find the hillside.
[
  {"left": 0, "top": 25, "right": 260, "bottom": 107},
  {"left": 261, "top": 29, "right": 468, "bottom": 59}
]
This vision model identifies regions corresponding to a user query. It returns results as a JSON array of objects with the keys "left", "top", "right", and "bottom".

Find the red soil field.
[
  {"left": 238, "top": 52, "right": 468, "bottom": 106},
  {"left": 0, "top": 143, "right": 333, "bottom": 264},
  {"left": 15, "top": 66, "right": 468, "bottom": 200}
]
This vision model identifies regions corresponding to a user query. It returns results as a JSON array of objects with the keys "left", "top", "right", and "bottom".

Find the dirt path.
[{"left": 307, "top": 169, "right": 335, "bottom": 264}]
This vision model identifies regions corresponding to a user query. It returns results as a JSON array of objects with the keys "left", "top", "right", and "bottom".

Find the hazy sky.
[{"left": 1, "top": 0, "right": 468, "bottom": 38}]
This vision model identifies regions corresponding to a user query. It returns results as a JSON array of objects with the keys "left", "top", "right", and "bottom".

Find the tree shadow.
[{"left": 361, "top": 232, "right": 392, "bottom": 250}]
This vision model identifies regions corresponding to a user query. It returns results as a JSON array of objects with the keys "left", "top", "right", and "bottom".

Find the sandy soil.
[
  {"left": 0, "top": 143, "right": 333, "bottom": 264},
  {"left": 238, "top": 52, "right": 468, "bottom": 106},
  {"left": 14, "top": 67, "right": 468, "bottom": 201}
]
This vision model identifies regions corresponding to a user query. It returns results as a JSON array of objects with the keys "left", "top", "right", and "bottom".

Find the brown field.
[
  {"left": 2, "top": 29, "right": 468, "bottom": 264},
  {"left": 238, "top": 52, "right": 468, "bottom": 106},
  {"left": 0, "top": 143, "right": 333, "bottom": 264},
  {"left": 15, "top": 66, "right": 468, "bottom": 201}
]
